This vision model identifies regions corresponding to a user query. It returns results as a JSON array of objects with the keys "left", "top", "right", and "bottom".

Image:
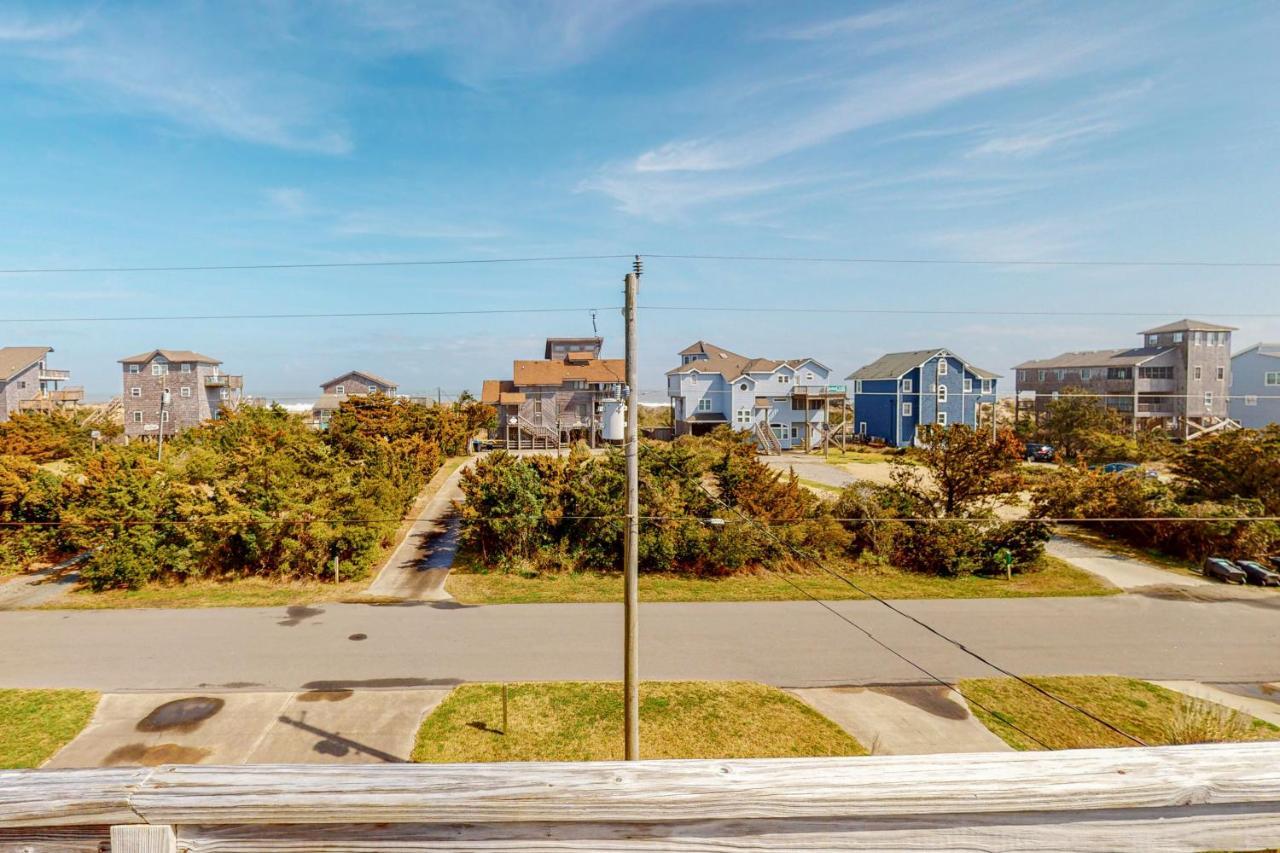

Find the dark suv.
[{"left": 1024, "top": 442, "right": 1055, "bottom": 463}]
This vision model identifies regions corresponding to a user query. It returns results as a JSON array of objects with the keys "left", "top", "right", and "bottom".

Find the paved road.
[
  {"left": 364, "top": 462, "right": 470, "bottom": 601},
  {"left": 2, "top": 593, "right": 1277, "bottom": 692}
]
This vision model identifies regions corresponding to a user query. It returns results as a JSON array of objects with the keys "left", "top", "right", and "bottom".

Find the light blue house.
[
  {"left": 846, "top": 349, "right": 999, "bottom": 447},
  {"left": 1230, "top": 343, "right": 1280, "bottom": 429},
  {"left": 667, "top": 341, "right": 843, "bottom": 451}
]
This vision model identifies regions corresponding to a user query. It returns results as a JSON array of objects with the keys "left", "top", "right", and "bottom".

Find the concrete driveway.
[
  {"left": 0, "top": 552, "right": 88, "bottom": 610},
  {"left": 46, "top": 689, "right": 449, "bottom": 768},
  {"left": 364, "top": 461, "right": 471, "bottom": 601},
  {"left": 1046, "top": 536, "right": 1209, "bottom": 592}
]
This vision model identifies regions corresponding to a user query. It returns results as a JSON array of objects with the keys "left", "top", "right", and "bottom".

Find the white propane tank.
[{"left": 601, "top": 398, "right": 626, "bottom": 442}]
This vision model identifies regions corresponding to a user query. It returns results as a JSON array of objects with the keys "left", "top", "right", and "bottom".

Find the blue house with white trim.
[
  {"left": 846, "top": 349, "right": 1000, "bottom": 447},
  {"left": 1230, "top": 343, "right": 1280, "bottom": 429}
]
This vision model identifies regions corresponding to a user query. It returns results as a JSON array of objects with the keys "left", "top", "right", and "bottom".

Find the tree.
[
  {"left": 894, "top": 424, "right": 1024, "bottom": 516},
  {"left": 1174, "top": 425, "right": 1280, "bottom": 515},
  {"left": 1036, "top": 388, "right": 1129, "bottom": 461}
]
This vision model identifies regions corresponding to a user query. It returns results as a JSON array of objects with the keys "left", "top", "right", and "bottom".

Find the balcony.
[
  {"left": 203, "top": 374, "right": 244, "bottom": 390},
  {"left": 18, "top": 387, "right": 83, "bottom": 410},
  {"left": 37, "top": 368, "right": 71, "bottom": 382}
]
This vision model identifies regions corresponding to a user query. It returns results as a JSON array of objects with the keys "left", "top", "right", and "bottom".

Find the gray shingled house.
[
  {"left": 120, "top": 349, "right": 242, "bottom": 440},
  {"left": 0, "top": 346, "right": 82, "bottom": 422}
]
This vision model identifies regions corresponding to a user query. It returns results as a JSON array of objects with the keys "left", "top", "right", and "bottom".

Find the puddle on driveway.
[
  {"left": 136, "top": 697, "right": 226, "bottom": 733},
  {"left": 105, "top": 743, "right": 212, "bottom": 766},
  {"left": 297, "top": 689, "right": 354, "bottom": 703},
  {"left": 348, "top": 633, "right": 368, "bottom": 641}
]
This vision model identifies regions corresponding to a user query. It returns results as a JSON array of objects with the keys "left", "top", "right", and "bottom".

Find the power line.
[
  {"left": 637, "top": 443, "right": 1148, "bottom": 747},
  {"left": 0, "top": 306, "right": 615, "bottom": 324},
  {"left": 645, "top": 252, "right": 1280, "bottom": 269},
  {"left": 643, "top": 305, "right": 1280, "bottom": 319},
  {"left": 0, "top": 254, "right": 632, "bottom": 275}
]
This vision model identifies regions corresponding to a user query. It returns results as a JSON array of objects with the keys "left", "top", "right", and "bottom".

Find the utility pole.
[
  {"left": 623, "top": 259, "right": 641, "bottom": 761},
  {"left": 157, "top": 387, "right": 171, "bottom": 462}
]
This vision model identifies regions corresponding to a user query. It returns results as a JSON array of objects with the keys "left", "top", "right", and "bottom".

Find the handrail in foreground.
[{"left": 1, "top": 743, "right": 1279, "bottom": 851}]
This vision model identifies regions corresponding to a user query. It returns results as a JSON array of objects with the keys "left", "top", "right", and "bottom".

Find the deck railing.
[{"left": 1, "top": 743, "right": 1279, "bottom": 851}]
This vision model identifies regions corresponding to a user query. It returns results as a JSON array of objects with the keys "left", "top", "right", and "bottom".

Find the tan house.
[
  {"left": 482, "top": 337, "right": 624, "bottom": 448},
  {"left": 120, "top": 349, "right": 242, "bottom": 440},
  {"left": 0, "top": 346, "right": 82, "bottom": 421},
  {"left": 1015, "top": 319, "right": 1236, "bottom": 439}
]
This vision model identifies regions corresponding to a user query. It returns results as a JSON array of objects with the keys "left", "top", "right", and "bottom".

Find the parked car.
[
  {"left": 1267, "top": 556, "right": 1280, "bottom": 572},
  {"left": 1236, "top": 560, "right": 1280, "bottom": 586},
  {"left": 1090, "top": 461, "right": 1160, "bottom": 479},
  {"left": 1202, "top": 557, "right": 1248, "bottom": 584},
  {"left": 1024, "top": 442, "right": 1055, "bottom": 462}
]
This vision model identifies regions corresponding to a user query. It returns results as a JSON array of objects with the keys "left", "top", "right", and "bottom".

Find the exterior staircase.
[{"left": 754, "top": 421, "right": 782, "bottom": 455}]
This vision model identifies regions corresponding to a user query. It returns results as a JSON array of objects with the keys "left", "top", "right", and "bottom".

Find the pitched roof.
[
  {"left": 1014, "top": 347, "right": 1170, "bottom": 370},
  {"left": 119, "top": 349, "right": 221, "bottom": 365},
  {"left": 1234, "top": 343, "right": 1280, "bottom": 360},
  {"left": 1141, "top": 318, "right": 1237, "bottom": 335},
  {"left": 312, "top": 394, "right": 344, "bottom": 412},
  {"left": 846, "top": 349, "right": 1000, "bottom": 381},
  {"left": 512, "top": 358, "right": 625, "bottom": 387},
  {"left": 0, "top": 347, "right": 52, "bottom": 382},
  {"left": 667, "top": 341, "right": 828, "bottom": 380},
  {"left": 320, "top": 370, "right": 397, "bottom": 390}
]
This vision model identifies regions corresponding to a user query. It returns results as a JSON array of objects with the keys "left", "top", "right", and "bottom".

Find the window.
[
  {"left": 219, "top": 389, "right": 228, "bottom": 400},
  {"left": 697, "top": 398, "right": 712, "bottom": 412},
  {"left": 778, "top": 374, "right": 790, "bottom": 384},
  {"left": 180, "top": 363, "right": 191, "bottom": 373},
  {"left": 1173, "top": 332, "right": 1184, "bottom": 343},
  {"left": 130, "top": 387, "right": 141, "bottom": 398},
  {"left": 1204, "top": 392, "right": 1213, "bottom": 411},
  {"left": 1193, "top": 366, "right": 1202, "bottom": 380},
  {"left": 151, "top": 363, "right": 168, "bottom": 376},
  {"left": 1245, "top": 395, "right": 1258, "bottom": 406},
  {"left": 981, "top": 379, "right": 993, "bottom": 394},
  {"left": 1266, "top": 372, "right": 1280, "bottom": 386},
  {"left": 126, "top": 364, "right": 139, "bottom": 374},
  {"left": 790, "top": 425, "right": 800, "bottom": 439},
  {"left": 1038, "top": 370, "right": 1047, "bottom": 381},
  {"left": 854, "top": 380, "right": 863, "bottom": 394},
  {"left": 1055, "top": 370, "right": 1065, "bottom": 381},
  {"left": 804, "top": 372, "right": 814, "bottom": 382},
  {"left": 1146, "top": 335, "right": 1157, "bottom": 347},
  {"left": 739, "top": 383, "right": 748, "bottom": 392},
  {"left": 963, "top": 379, "right": 973, "bottom": 393},
  {"left": 368, "top": 385, "right": 377, "bottom": 393},
  {"left": 335, "top": 385, "right": 345, "bottom": 395},
  {"left": 16, "top": 381, "right": 25, "bottom": 389},
  {"left": 1107, "top": 367, "right": 1131, "bottom": 380},
  {"left": 902, "top": 379, "right": 913, "bottom": 393},
  {"left": 937, "top": 360, "right": 948, "bottom": 376},
  {"left": 858, "top": 422, "right": 867, "bottom": 435},
  {"left": 160, "top": 411, "right": 170, "bottom": 422},
  {"left": 1193, "top": 331, "right": 1202, "bottom": 345},
  {"left": 937, "top": 386, "right": 948, "bottom": 404},
  {"left": 132, "top": 411, "right": 142, "bottom": 423},
  {"left": 1139, "top": 366, "right": 1174, "bottom": 380},
  {"left": 936, "top": 411, "right": 947, "bottom": 426},
  {"left": 1081, "top": 369, "right": 1091, "bottom": 380},
  {"left": 902, "top": 402, "right": 913, "bottom": 417},
  {"left": 180, "top": 386, "right": 192, "bottom": 398},
  {"left": 1216, "top": 367, "right": 1225, "bottom": 381},
  {"left": 1218, "top": 333, "right": 1226, "bottom": 347},
  {"left": 735, "top": 409, "right": 751, "bottom": 424}
]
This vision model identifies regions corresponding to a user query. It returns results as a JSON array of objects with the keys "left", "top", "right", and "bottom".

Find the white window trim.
[
  {"left": 180, "top": 386, "right": 192, "bottom": 398},
  {"left": 735, "top": 408, "right": 751, "bottom": 425},
  {"left": 697, "top": 397, "right": 712, "bottom": 412},
  {"left": 130, "top": 387, "right": 141, "bottom": 398},
  {"left": 1194, "top": 367, "right": 1202, "bottom": 380},
  {"left": 180, "top": 363, "right": 192, "bottom": 373},
  {"left": 937, "top": 411, "right": 948, "bottom": 426},
  {"left": 963, "top": 378, "right": 973, "bottom": 393},
  {"left": 335, "top": 385, "right": 345, "bottom": 395},
  {"left": 151, "top": 364, "right": 168, "bottom": 376},
  {"left": 937, "top": 359, "right": 948, "bottom": 376},
  {"left": 132, "top": 411, "right": 142, "bottom": 423},
  {"left": 368, "top": 385, "right": 377, "bottom": 393},
  {"left": 128, "top": 364, "right": 140, "bottom": 374},
  {"left": 1266, "top": 372, "right": 1280, "bottom": 387},
  {"left": 981, "top": 379, "right": 993, "bottom": 394},
  {"left": 160, "top": 411, "right": 170, "bottom": 422},
  {"left": 901, "top": 402, "right": 913, "bottom": 417},
  {"left": 1245, "top": 395, "right": 1258, "bottom": 406},
  {"left": 1204, "top": 392, "right": 1213, "bottom": 409},
  {"left": 937, "top": 386, "right": 948, "bottom": 404},
  {"left": 901, "top": 378, "right": 913, "bottom": 393}
]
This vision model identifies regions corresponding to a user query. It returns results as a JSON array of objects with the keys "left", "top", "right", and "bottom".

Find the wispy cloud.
[
  {"left": 926, "top": 221, "right": 1086, "bottom": 261},
  {"left": 967, "top": 80, "right": 1154, "bottom": 159},
  {"left": 0, "top": 9, "right": 86, "bottom": 42}
]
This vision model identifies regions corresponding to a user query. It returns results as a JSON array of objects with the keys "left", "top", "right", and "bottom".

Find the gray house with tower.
[{"left": 1015, "top": 319, "right": 1236, "bottom": 439}]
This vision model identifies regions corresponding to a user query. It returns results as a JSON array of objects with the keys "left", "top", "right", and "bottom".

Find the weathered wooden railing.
[{"left": 3, "top": 744, "right": 1280, "bottom": 851}]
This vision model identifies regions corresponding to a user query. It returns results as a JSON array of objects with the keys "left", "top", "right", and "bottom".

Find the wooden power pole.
[{"left": 623, "top": 263, "right": 640, "bottom": 761}]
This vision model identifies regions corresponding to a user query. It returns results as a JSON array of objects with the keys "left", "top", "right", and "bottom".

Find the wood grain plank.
[
  {"left": 0, "top": 770, "right": 148, "bottom": 829},
  {"left": 109, "top": 826, "right": 175, "bottom": 853},
  {"left": 174, "top": 804, "right": 1280, "bottom": 852},
  {"left": 0, "top": 826, "right": 109, "bottom": 852},
  {"left": 130, "top": 743, "right": 1280, "bottom": 825}
]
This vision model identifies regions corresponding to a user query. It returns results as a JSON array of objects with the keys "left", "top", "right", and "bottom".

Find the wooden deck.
[{"left": 2, "top": 743, "right": 1279, "bottom": 850}]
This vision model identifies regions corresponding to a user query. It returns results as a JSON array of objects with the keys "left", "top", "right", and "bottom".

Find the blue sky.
[{"left": 1, "top": 1, "right": 1278, "bottom": 401}]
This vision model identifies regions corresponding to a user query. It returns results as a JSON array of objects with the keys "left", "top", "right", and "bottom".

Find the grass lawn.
[
  {"left": 816, "top": 448, "right": 917, "bottom": 465},
  {"left": 799, "top": 478, "right": 843, "bottom": 493},
  {"left": 48, "top": 577, "right": 369, "bottom": 610},
  {"left": 412, "top": 681, "right": 864, "bottom": 762},
  {"left": 0, "top": 689, "right": 98, "bottom": 769},
  {"left": 446, "top": 554, "right": 1114, "bottom": 604},
  {"left": 39, "top": 456, "right": 470, "bottom": 610},
  {"left": 959, "top": 676, "right": 1280, "bottom": 751}
]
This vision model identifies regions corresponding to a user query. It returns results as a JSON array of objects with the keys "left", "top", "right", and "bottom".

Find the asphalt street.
[{"left": 2, "top": 592, "right": 1277, "bottom": 692}]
